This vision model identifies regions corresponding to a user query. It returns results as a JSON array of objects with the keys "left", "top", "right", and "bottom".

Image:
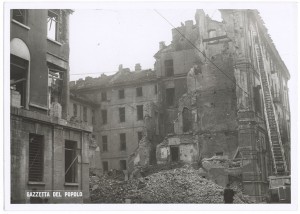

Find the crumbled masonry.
[{"left": 90, "top": 164, "right": 255, "bottom": 203}]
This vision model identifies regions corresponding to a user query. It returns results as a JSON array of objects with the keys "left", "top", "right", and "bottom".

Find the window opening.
[
  {"left": 28, "top": 134, "right": 44, "bottom": 182},
  {"left": 165, "top": 59, "right": 174, "bottom": 77},
  {"left": 137, "top": 105, "right": 143, "bottom": 121},
  {"left": 47, "top": 10, "right": 59, "bottom": 41},
  {"left": 119, "top": 107, "right": 125, "bottom": 122},
  {"left": 120, "top": 133, "right": 126, "bottom": 151},
  {"left": 65, "top": 140, "right": 77, "bottom": 183},
  {"left": 102, "top": 135, "right": 108, "bottom": 152}
]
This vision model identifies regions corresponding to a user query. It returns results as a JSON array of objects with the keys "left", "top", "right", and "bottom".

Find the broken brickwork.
[
  {"left": 154, "top": 9, "right": 290, "bottom": 202},
  {"left": 71, "top": 67, "right": 161, "bottom": 172},
  {"left": 69, "top": 9, "right": 290, "bottom": 202}
]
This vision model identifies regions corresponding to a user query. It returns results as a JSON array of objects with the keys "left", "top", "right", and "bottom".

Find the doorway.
[{"left": 170, "top": 146, "right": 180, "bottom": 162}]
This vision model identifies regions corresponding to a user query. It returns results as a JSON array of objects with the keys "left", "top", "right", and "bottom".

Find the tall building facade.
[
  {"left": 154, "top": 9, "right": 290, "bottom": 201},
  {"left": 10, "top": 9, "right": 92, "bottom": 203},
  {"left": 70, "top": 9, "right": 290, "bottom": 201},
  {"left": 70, "top": 65, "right": 160, "bottom": 171}
]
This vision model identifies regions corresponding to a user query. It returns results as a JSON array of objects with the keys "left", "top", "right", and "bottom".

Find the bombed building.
[
  {"left": 155, "top": 9, "right": 290, "bottom": 201},
  {"left": 70, "top": 9, "right": 291, "bottom": 202},
  {"left": 70, "top": 65, "right": 161, "bottom": 172},
  {"left": 10, "top": 9, "right": 92, "bottom": 203}
]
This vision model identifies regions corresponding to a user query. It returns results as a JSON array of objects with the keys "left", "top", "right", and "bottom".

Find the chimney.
[
  {"left": 185, "top": 20, "right": 193, "bottom": 33},
  {"left": 135, "top": 63, "right": 142, "bottom": 71},
  {"left": 159, "top": 41, "right": 165, "bottom": 50},
  {"left": 118, "top": 64, "right": 123, "bottom": 72},
  {"left": 172, "top": 28, "right": 180, "bottom": 42}
]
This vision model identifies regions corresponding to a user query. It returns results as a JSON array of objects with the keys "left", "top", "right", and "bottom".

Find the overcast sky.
[{"left": 69, "top": 2, "right": 297, "bottom": 82}]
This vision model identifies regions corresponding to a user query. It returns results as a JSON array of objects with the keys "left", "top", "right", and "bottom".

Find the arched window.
[{"left": 10, "top": 38, "right": 30, "bottom": 109}]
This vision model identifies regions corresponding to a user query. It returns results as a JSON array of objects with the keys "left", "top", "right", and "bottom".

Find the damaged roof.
[
  {"left": 70, "top": 69, "right": 157, "bottom": 91},
  {"left": 70, "top": 92, "right": 98, "bottom": 106}
]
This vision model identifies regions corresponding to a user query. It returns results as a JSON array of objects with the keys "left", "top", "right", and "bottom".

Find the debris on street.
[{"left": 90, "top": 165, "right": 254, "bottom": 203}]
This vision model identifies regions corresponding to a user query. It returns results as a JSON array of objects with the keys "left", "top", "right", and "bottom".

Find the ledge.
[
  {"left": 47, "top": 38, "right": 62, "bottom": 46},
  {"left": 29, "top": 102, "right": 49, "bottom": 111},
  {"left": 12, "top": 19, "right": 30, "bottom": 30},
  {"left": 27, "top": 181, "right": 46, "bottom": 186},
  {"left": 11, "top": 106, "right": 93, "bottom": 132},
  {"left": 64, "top": 182, "right": 79, "bottom": 187}
]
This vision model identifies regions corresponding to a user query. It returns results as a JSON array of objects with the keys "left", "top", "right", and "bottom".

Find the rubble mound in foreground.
[{"left": 90, "top": 166, "right": 254, "bottom": 204}]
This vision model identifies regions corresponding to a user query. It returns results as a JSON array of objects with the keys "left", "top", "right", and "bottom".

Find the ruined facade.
[
  {"left": 69, "top": 9, "right": 290, "bottom": 202},
  {"left": 10, "top": 9, "right": 92, "bottom": 203},
  {"left": 155, "top": 10, "right": 290, "bottom": 201},
  {"left": 69, "top": 93, "right": 101, "bottom": 175},
  {"left": 70, "top": 65, "right": 161, "bottom": 173}
]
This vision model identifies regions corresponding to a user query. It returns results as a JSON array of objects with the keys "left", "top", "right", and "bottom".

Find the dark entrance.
[{"left": 170, "top": 146, "right": 179, "bottom": 162}]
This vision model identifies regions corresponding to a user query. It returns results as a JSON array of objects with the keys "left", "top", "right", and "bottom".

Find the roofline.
[
  {"left": 70, "top": 77, "right": 158, "bottom": 93},
  {"left": 69, "top": 93, "right": 99, "bottom": 107},
  {"left": 250, "top": 10, "right": 290, "bottom": 80}
]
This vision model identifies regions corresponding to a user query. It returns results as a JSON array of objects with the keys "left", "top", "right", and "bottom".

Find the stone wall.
[
  {"left": 156, "top": 135, "right": 199, "bottom": 164},
  {"left": 11, "top": 107, "right": 92, "bottom": 203}
]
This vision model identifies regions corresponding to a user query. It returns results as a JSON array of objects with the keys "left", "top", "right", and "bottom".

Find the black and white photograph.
[{"left": 2, "top": 0, "right": 298, "bottom": 211}]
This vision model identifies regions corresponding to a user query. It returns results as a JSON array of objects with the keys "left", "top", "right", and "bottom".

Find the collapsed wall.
[{"left": 156, "top": 53, "right": 238, "bottom": 163}]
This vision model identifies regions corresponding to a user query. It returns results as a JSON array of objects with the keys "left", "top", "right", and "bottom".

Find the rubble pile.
[
  {"left": 90, "top": 173, "right": 138, "bottom": 203},
  {"left": 132, "top": 162, "right": 185, "bottom": 178},
  {"left": 90, "top": 166, "right": 254, "bottom": 203},
  {"left": 230, "top": 181, "right": 256, "bottom": 203}
]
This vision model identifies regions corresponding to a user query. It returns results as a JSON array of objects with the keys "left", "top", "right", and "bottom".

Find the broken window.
[
  {"left": 101, "top": 109, "right": 107, "bottom": 124},
  {"left": 101, "top": 91, "right": 107, "bottom": 101},
  {"left": 170, "top": 146, "right": 179, "bottom": 162},
  {"left": 73, "top": 103, "right": 77, "bottom": 117},
  {"left": 10, "top": 54, "right": 28, "bottom": 108},
  {"left": 102, "top": 135, "right": 108, "bottom": 152},
  {"left": 120, "top": 133, "right": 126, "bottom": 151},
  {"left": 48, "top": 65, "right": 63, "bottom": 107},
  {"left": 136, "top": 87, "right": 143, "bottom": 97},
  {"left": 120, "top": 160, "right": 127, "bottom": 170},
  {"left": 253, "top": 86, "right": 262, "bottom": 114},
  {"left": 208, "top": 30, "right": 217, "bottom": 44},
  {"left": 65, "top": 140, "right": 77, "bottom": 183},
  {"left": 119, "top": 89, "right": 125, "bottom": 99},
  {"left": 182, "top": 107, "right": 192, "bottom": 132},
  {"left": 119, "top": 107, "right": 125, "bottom": 122},
  {"left": 137, "top": 131, "right": 143, "bottom": 142},
  {"left": 83, "top": 106, "right": 87, "bottom": 122},
  {"left": 166, "top": 88, "right": 175, "bottom": 107},
  {"left": 137, "top": 105, "right": 143, "bottom": 121},
  {"left": 102, "top": 161, "right": 108, "bottom": 172},
  {"left": 12, "top": 9, "right": 27, "bottom": 25},
  {"left": 47, "top": 10, "right": 59, "bottom": 41},
  {"left": 208, "top": 29, "right": 217, "bottom": 38},
  {"left": 28, "top": 134, "right": 44, "bottom": 182},
  {"left": 165, "top": 59, "right": 174, "bottom": 77}
]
